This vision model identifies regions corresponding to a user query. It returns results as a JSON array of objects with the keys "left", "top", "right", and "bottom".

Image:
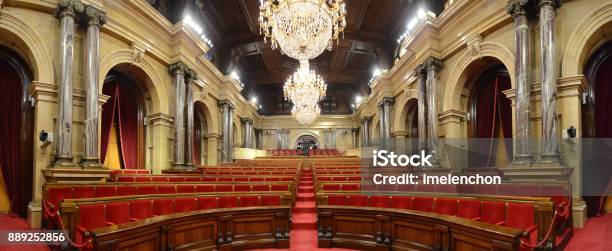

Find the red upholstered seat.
[
  {"left": 348, "top": 176, "right": 361, "bottom": 181},
  {"left": 169, "top": 177, "right": 183, "bottom": 182},
  {"left": 157, "top": 185, "right": 176, "bottom": 194},
  {"left": 153, "top": 199, "right": 175, "bottom": 216},
  {"left": 129, "top": 200, "right": 153, "bottom": 220},
  {"left": 219, "top": 197, "right": 239, "bottom": 208},
  {"left": 95, "top": 186, "right": 116, "bottom": 197},
  {"left": 152, "top": 177, "right": 168, "bottom": 182},
  {"left": 341, "top": 184, "right": 360, "bottom": 191},
  {"left": 481, "top": 201, "right": 505, "bottom": 225},
  {"left": 280, "top": 177, "right": 293, "bottom": 181},
  {"left": 184, "top": 177, "right": 200, "bottom": 182},
  {"left": 48, "top": 187, "right": 72, "bottom": 208},
  {"left": 266, "top": 177, "right": 280, "bottom": 181},
  {"left": 75, "top": 204, "right": 107, "bottom": 244},
  {"left": 322, "top": 184, "right": 341, "bottom": 191},
  {"left": 137, "top": 186, "right": 157, "bottom": 195},
  {"left": 177, "top": 185, "right": 195, "bottom": 193},
  {"left": 348, "top": 195, "right": 368, "bottom": 207},
  {"left": 368, "top": 196, "right": 390, "bottom": 208},
  {"left": 235, "top": 177, "right": 248, "bottom": 182},
  {"left": 250, "top": 177, "right": 264, "bottom": 181},
  {"left": 240, "top": 196, "right": 260, "bottom": 207},
  {"left": 457, "top": 199, "right": 481, "bottom": 220},
  {"left": 135, "top": 176, "right": 151, "bottom": 182},
  {"left": 261, "top": 196, "right": 281, "bottom": 206},
  {"left": 434, "top": 198, "right": 457, "bottom": 216},
  {"left": 73, "top": 187, "right": 95, "bottom": 199},
  {"left": 201, "top": 177, "right": 216, "bottom": 182},
  {"left": 117, "top": 186, "right": 138, "bottom": 196},
  {"left": 327, "top": 195, "right": 347, "bottom": 206},
  {"left": 505, "top": 202, "right": 538, "bottom": 247},
  {"left": 271, "top": 185, "right": 288, "bottom": 191},
  {"left": 117, "top": 176, "right": 134, "bottom": 182},
  {"left": 413, "top": 197, "right": 434, "bottom": 212},
  {"left": 253, "top": 185, "right": 269, "bottom": 191},
  {"left": 197, "top": 197, "right": 218, "bottom": 210},
  {"left": 106, "top": 202, "right": 130, "bottom": 225},
  {"left": 195, "top": 185, "right": 214, "bottom": 193},
  {"left": 318, "top": 177, "right": 331, "bottom": 181},
  {"left": 235, "top": 185, "right": 251, "bottom": 192},
  {"left": 175, "top": 198, "right": 197, "bottom": 213},
  {"left": 216, "top": 185, "right": 233, "bottom": 192},
  {"left": 219, "top": 177, "right": 232, "bottom": 182}
]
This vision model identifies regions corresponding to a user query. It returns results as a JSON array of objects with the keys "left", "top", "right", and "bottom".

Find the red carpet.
[
  {"left": 0, "top": 214, "right": 51, "bottom": 251},
  {"left": 565, "top": 213, "right": 612, "bottom": 250},
  {"left": 250, "top": 169, "right": 355, "bottom": 251}
]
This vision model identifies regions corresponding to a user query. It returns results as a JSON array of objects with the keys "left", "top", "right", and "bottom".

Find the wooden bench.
[{"left": 317, "top": 206, "right": 522, "bottom": 250}]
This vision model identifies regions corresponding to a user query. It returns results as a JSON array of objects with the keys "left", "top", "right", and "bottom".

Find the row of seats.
[
  {"left": 323, "top": 194, "right": 539, "bottom": 245},
  {"left": 268, "top": 149, "right": 343, "bottom": 156},
  {"left": 202, "top": 171, "right": 297, "bottom": 175},
  {"left": 116, "top": 175, "right": 295, "bottom": 182},
  {"left": 109, "top": 169, "right": 150, "bottom": 180},
  {"left": 201, "top": 167, "right": 298, "bottom": 171},
  {"left": 316, "top": 176, "right": 364, "bottom": 182},
  {"left": 75, "top": 195, "right": 284, "bottom": 245},
  {"left": 46, "top": 184, "right": 293, "bottom": 209},
  {"left": 317, "top": 183, "right": 457, "bottom": 194},
  {"left": 310, "top": 149, "right": 342, "bottom": 156}
]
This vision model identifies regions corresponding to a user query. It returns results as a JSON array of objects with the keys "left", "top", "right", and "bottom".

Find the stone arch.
[
  {"left": 291, "top": 131, "right": 323, "bottom": 148},
  {"left": 443, "top": 42, "right": 515, "bottom": 112},
  {"left": 393, "top": 91, "right": 419, "bottom": 133},
  {"left": 232, "top": 115, "right": 242, "bottom": 147},
  {"left": 194, "top": 95, "right": 220, "bottom": 135},
  {"left": 0, "top": 12, "right": 54, "bottom": 84},
  {"left": 562, "top": 2, "right": 612, "bottom": 77},
  {"left": 99, "top": 50, "right": 167, "bottom": 115}
]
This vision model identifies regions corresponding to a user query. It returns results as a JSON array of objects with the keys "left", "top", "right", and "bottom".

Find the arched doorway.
[
  {"left": 0, "top": 46, "right": 33, "bottom": 217},
  {"left": 194, "top": 102, "right": 209, "bottom": 165},
  {"left": 404, "top": 99, "right": 418, "bottom": 154},
  {"left": 467, "top": 65, "right": 512, "bottom": 168},
  {"left": 583, "top": 40, "right": 612, "bottom": 216},
  {"left": 101, "top": 70, "right": 146, "bottom": 169},
  {"left": 296, "top": 135, "right": 319, "bottom": 150}
]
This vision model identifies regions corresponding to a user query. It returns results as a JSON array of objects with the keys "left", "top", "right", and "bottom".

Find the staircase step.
[
  {"left": 297, "top": 195, "right": 315, "bottom": 202},
  {"left": 292, "top": 213, "right": 317, "bottom": 230},
  {"left": 298, "top": 186, "right": 314, "bottom": 193},
  {"left": 293, "top": 201, "right": 316, "bottom": 213},
  {"left": 300, "top": 181, "right": 313, "bottom": 186}
]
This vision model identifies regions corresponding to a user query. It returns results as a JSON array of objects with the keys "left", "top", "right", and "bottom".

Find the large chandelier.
[
  {"left": 292, "top": 103, "right": 321, "bottom": 125},
  {"left": 259, "top": 0, "right": 347, "bottom": 60},
  {"left": 283, "top": 61, "right": 327, "bottom": 107}
]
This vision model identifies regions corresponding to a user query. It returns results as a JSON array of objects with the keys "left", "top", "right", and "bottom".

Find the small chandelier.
[
  {"left": 283, "top": 61, "right": 327, "bottom": 107},
  {"left": 292, "top": 103, "right": 321, "bottom": 125},
  {"left": 259, "top": 0, "right": 347, "bottom": 60}
]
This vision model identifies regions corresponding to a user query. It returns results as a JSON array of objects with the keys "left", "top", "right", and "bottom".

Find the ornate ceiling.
[{"left": 148, "top": 0, "right": 445, "bottom": 115}]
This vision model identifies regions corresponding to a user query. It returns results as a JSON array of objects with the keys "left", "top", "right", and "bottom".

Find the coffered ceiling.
[{"left": 148, "top": 0, "right": 445, "bottom": 115}]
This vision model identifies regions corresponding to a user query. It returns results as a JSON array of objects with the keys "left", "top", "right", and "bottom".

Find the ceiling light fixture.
[{"left": 183, "top": 15, "right": 213, "bottom": 48}]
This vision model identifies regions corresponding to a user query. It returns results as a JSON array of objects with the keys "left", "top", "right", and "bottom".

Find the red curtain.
[
  {"left": 100, "top": 84, "right": 118, "bottom": 163},
  {"left": 0, "top": 61, "right": 24, "bottom": 216},
  {"left": 194, "top": 114, "right": 202, "bottom": 165},
  {"left": 472, "top": 75, "right": 512, "bottom": 167},
  {"left": 100, "top": 82, "right": 139, "bottom": 169}
]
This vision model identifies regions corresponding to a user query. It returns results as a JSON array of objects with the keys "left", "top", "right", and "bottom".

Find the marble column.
[
  {"left": 80, "top": 5, "right": 106, "bottom": 168},
  {"left": 53, "top": 0, "right": 83, "bottom": 166},
  {"left": 378, "top": 97, "right": 394, "bottom": 150},
  {"left": 507, "top": 0, "right": 532, "bottom": 164},
  {"left": 219, "top": 100, "right": 234, "bottom": 162},
  {"left": 170, "top": 61, "right": 188, "bottom": 168},
  {"left": 255, "top": 128, "right": 263, "bottom": 149},
  {"left": 241, "top": 118, "right": 253, "bottom": 148},
  {"left": 539, "top": 0, "right": 560, "bottom": 163},
  {"left": 425, "top": 57, "right": 442, "bottom": 158},
  {"left": 184, "top": 69, "right": 197, "bottom": 169},
  {"left": 351, "top": 128, "right": 359, "bottom": 148},
  {"left": 361, "top": 116, "right": 372, "bottom": 147},
  {"left": 415, "top": 64, "right": 428, "bottom": 151}
]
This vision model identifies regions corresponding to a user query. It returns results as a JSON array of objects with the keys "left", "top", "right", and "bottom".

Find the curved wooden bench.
[
  {"left": 317, "top": 206, "right": 522, "bottom": 251},
  {"left": 90, "top": 207, "right": 290, "bottom": 250}
]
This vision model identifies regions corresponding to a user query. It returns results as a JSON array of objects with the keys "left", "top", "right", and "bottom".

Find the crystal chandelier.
[
  {"left": 259, "top": 0, "right": 347, "bottom": 60},
  {"left": 292, "top": 103, "right": 321, "bottom": 125},
  {"left": 283, "top": 61, "right": 327, "bottom": 107}
]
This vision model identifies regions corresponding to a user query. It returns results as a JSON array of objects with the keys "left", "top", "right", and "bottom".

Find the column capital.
[
  {"left": 377, "top": 97, "right": 394, "bottom": 108},
  {"left": 425, "top": 57, "right": 443, "bottom": 72},
  {"left": 169, "top": 61, "right": 189, "bottom": 76},
  {"left": 186, "top": 68, "right": 198, "bottom": 82},
  {"left": 83, "top": 5, "right": 106, "bottom": 27},
  {"left": 218, "top": 99, "right": 234, "bottom": 109},
  {"left": 240, "top": 117, "right": 253, "bottom": 124},
  {"left": 415, "top": 64, "right": 427, "bottom": 77},
  {"left": 506, "top": 0, "right": 532, "bottom": 17},
  {"left": 360, "top": 116, "right": 372, "bottom": 123},
  {"left": 55, "top": 0, "right": 84, "bottom": 18},
  {"left": 537, "top": 0, "right": 560, "bottom": 9},
  {"left": 352, "top": 128, "right": 360, "bottom": 133}
]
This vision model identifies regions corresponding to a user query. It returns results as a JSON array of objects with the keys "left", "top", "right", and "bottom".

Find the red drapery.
[
  {"left": 194, "top": 114, "right": 202, "bottom": 165},
  {"left": 472, "top": 75, "right": 512, "bottom": 167},
  {"left": 100, "top": 82, "right": 139, "bottom": 169},
  {"left": 0, "top": 61, "right": 24, "bottom": 216}
]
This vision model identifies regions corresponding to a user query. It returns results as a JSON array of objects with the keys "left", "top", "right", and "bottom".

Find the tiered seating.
[
  {"left": 309, "top": 149, "right": 341, "bottom": 156},
  {"left": 114, "top": 174, "right": 296, "bottom": 182},
  {"left": 268, "top": 149, "right": 344, "bottom": 156}
]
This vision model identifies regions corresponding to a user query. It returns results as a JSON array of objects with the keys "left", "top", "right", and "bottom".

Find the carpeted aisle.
[
  {"left": 565, "top": 213, "right": 612, "bottom": 250},
  {"left": 252, "top": 169, "right": 355, "bottom": 251},
  {"left": 0, "top": 214, "right": 51, "bottom": 251}
]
